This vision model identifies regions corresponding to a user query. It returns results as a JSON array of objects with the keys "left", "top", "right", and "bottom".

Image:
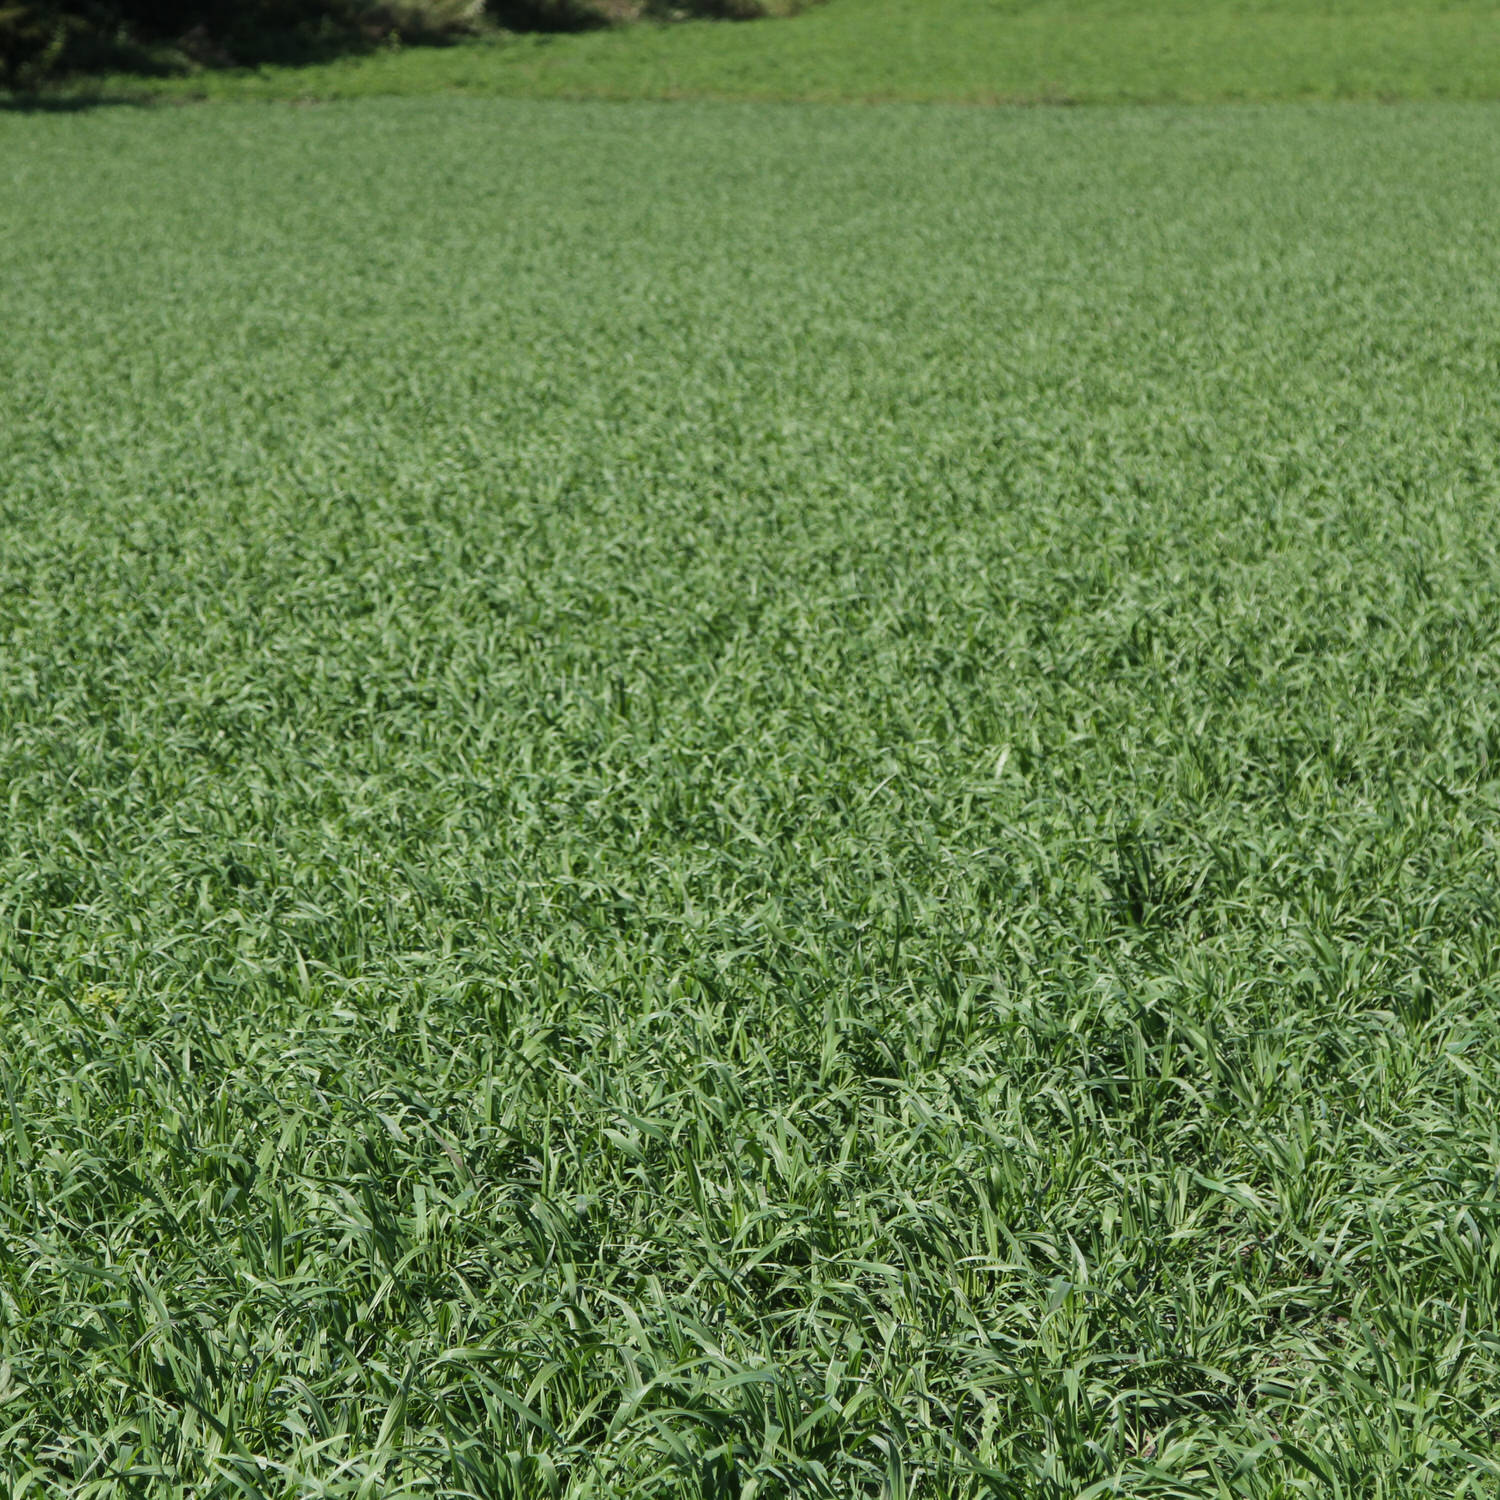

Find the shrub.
[
  {"left": 1, "top": 0, "right": 815, "bottom": 87},
  {"left": 1, "top": 0, "right": 486, "bottom": 83}
]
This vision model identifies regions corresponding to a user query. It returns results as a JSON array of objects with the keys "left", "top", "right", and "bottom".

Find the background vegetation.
[
  {"left": 3, "top": 94, "right": 1500, "bottom": 1497},
  {"left": 13, "top": 0, "right": 1500, "bottom": 105},
  {"left": 0, "top": 0, "right": 797, "bottom": 87}
]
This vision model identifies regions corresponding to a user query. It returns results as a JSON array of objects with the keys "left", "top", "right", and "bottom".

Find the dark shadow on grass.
[
  {"left": 487, "top": 1, "right": 613, "bottom": 32},
  {"left": 207, "top": 26, "right": 478, "bottom": 68},
  {"left": 486, "top": 1, "right": 768, "bottom": 32}
]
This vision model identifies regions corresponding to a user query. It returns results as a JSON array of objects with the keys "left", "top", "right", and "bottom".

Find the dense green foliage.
[
  {"left": 0, "top": 0, "right": 781, "bottom": 87},
  {"left": 44, "top": 0, "right": 1500, "bottom": 104},
  {"left": 4, "top": 97, "right": 1500, "bottom": 1495},
  {"left": 0, "top": 0, "right": 483, "bottom": 85}
]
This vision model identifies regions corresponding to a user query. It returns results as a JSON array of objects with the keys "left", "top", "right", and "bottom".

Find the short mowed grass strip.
[{"left": 3, "top": 97, "right": 1500, "bottom": 1496}]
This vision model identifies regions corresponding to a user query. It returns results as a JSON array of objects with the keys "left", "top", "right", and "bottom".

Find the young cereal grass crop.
[{"left": 2, "top": 96, "right": 1500, "bottom": 1496}]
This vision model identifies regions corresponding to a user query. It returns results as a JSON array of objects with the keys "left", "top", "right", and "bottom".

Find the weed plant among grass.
[{"left": 3, "top": 98, "right": 1500, "bottom": 1495}]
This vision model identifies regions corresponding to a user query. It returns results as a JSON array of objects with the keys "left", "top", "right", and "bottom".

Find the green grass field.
[
  {"left": 6, "top": 79, "right": 1500, "bottom": 1500},
  {"left": 44, "top": 0, "right": 1500, "bottom": 104}
]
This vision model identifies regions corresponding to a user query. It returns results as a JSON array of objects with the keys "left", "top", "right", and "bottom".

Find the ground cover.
[
  {"left": 3, "top": 96, "right": 1500, "bottom": 1496},
  {"left": 29, "top": 0, "right": 1500, "bottom": 104}
]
